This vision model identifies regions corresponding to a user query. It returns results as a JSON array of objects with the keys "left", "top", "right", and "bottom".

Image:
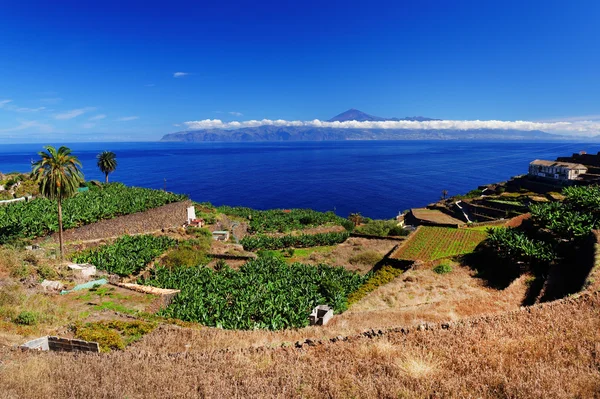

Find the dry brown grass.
[
  {"left": 2, "top": 292, "right": 599, "bottom": 398},
  {"left": 297, "top": 237, "right": 397, "bottom": 274}
]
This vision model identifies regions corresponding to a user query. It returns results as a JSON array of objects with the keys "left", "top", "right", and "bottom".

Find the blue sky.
[{"left": 1, "top": 0, "right": 600, "bottom": 142}]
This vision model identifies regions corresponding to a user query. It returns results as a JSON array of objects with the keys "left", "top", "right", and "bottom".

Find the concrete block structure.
[
  {"left": 21, "top": 336, "right": 99, "bottom": 353},
  {"left": 309, "top": 305, "right": 333, "bottom": 326}
]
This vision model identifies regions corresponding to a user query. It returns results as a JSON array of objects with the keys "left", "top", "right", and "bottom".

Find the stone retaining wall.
[{"left": 42, "top": 200, "right": 191, "bottom": 243}]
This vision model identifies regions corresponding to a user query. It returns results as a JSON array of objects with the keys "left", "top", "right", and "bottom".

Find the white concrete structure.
[{"left": 529, "top": 160, "right": 587, "bottom": 181}]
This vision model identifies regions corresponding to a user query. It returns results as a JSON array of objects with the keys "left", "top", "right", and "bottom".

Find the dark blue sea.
[{"left": 0, "top": 141, "right": 595, "bottom": 219}]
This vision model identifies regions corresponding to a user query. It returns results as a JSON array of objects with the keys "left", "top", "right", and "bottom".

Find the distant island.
[{"left": 160, "top": 108, "right": 567, "bottom": 142}]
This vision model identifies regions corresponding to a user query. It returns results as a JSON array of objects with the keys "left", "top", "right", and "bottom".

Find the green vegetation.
[
  {"left": 487, "top": 199, "right": 523, "bottom": 206},
  {"left": 394, "top": 227, "right": 487, "bottom": 261},
  {"left": 72, "top": 320, "right": 156, "bottom": 352},
  {"left": 72, "top": 235, "right": 177, "bottom": 276},
  {"left": 32, "top": 145, "right": 85, "bottom": 260},
  {"left": 347, "top": 265, "right": 403, "bottom": 306},
  {"left": 13, "top": 310, "right": 39, "bottom": 326},
  {"left": 217, "top": 206, "right": 350, "bottom": 233},
  {"left": 433, "top": 261, "right": 453, "bottom": 274},
  {"left": 241, "top": 231, "right": 349, "bottom": 251},
  {"left": 289, "top": 246, "right": 334, "bottom": 259},
  {"left": 354, "top": 219, "right": 408, "bottom": 237},
  {"left": 142, "top": 256, "right": 367, "bottom": 330},
  {"left": 0, "top": 183, "right": 187, "bottom": 243},
  {"left": 161, "top": 245, "right": 209, "bottom": 269},
  {"left": 484, "top": 185, "right": 600, "bottom": 271}
]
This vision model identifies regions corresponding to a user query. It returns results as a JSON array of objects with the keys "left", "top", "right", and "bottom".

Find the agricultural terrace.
[
  {"left": 392, "top": 226, "right": 487, "bottom": 261},
  {"left": 0, "top": 183, "right": 186, "bottom": 243},
  {"left": 142, "top": 256, "right": 366, "bottom": 330},
  {"left": 217, "top": 206, "right": 350, "bottom": 233},
  {"left": 72, "top": 235, "right": 178, "bottom": 276}
]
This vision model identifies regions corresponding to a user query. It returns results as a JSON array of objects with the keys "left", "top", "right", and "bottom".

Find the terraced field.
[{"left": 392, "top": 226, "right": 487, "bottom": 261}]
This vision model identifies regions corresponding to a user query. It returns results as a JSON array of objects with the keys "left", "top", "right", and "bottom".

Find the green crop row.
[
  {"left": 0, "top": 183, "right": 187, "bottom": 243},
  {"left": 71, "top": 234, "right": 178, "bottom": 276},
  {"left": 347, "top": 265, "right": 403, "bottom": 306},
  {"left": 217, "top": 206, "right": 351, "bottom": 233},
  {"left": 142, "top": 256, "right": 367, "bottom": 330},
  {"left": 241, "top": 231, "right": 349, "bottom": 251}
]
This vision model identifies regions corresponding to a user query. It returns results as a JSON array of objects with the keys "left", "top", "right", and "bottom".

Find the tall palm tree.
[
  {"left": 97, "top": 151, "right": 117, "bottom": 183},
  {"left": 32, "top": 146, "right": 84, "bottom": 261}
]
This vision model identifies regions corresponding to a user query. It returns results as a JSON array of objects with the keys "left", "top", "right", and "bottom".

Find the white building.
[{"left": 528, "top": 160, "right": 587, "bottom": 181}]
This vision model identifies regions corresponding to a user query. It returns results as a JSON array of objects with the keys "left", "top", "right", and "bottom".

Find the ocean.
[{"left": 0, "top": 141, "right": 594, "bottom": 219}]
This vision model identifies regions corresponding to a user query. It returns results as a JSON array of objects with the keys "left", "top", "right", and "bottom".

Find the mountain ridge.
[{"left": 328, "top": 109, "right": 439, "bottom": 122}]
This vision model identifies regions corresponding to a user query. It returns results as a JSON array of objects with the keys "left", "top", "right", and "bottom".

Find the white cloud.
[
  {"left": 117, "top": 116, "right": 139, "bottom": 121},
  {"left": 229, "top": 111, "right": 243, "bottom": 117},
  {"left": 0, "top": 100, "right": 46, "bottom": 113},
  {"left": 15, "top": 106, "right": 46, "bottom": 113},
  {"left": 55, "top": 107, "right": 96, "bottom": 120},
  {"left": 82, "top": 123, "right": 95, "bottom": 129},
  {"left": 173, "top": 72, "right": 189, "bottom": 78},
  {"left": 181, "top": 118, "right": 600, "bottom": 136},
  {"left": 89, "top": 114, "right": 106, "bottom": 121},
  {"left": 145, "top": 83, "right": 156, "bottom": 87},
  {"left": 0, "top": 120, "right": 54, "bottom": 133}
]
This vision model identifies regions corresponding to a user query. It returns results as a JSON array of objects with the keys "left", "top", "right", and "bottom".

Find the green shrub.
[
  {"left": 281, "top": 247, "right": 295, "bottom": 258},
  {"left": 348, "top": 250, "right": 383, "bottom": 266},
  {"left": 433, "top": 263, "right": 453, "bottom": 274},
  {"left": 72, "top": 320, "right": 156, "bottom": 352},
  {"left": 347, "top": 265, "right": 403, "bottom": 305},
  {"left": 14, "top": 310, "right": 39, "bottom": 325},
  {"left": 257, "top": 249, "right": 284, "bottom": 260},
  {"left": 36, "top": 264, "right": 58, "bottom": 280},
  {"left": 162, "top": 247, "right": 209, "bottom": 268},
  {"left": 355, "top": 220, "right": 408, "bottom": 237},
  {"left": 187, "top": 226, "right": 212, "bottom": 238},
  {"left": 0, "top": 191, "right": 13, "bottom": 200},
  {"left": 341, "top": 219, "right": 355, "bottom": 232},
  {"left": 10, "top": 263, "right": 32, "bottom": 279}
]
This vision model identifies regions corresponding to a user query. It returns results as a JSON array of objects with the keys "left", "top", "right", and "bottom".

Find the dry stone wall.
[{"left": 42, "top": 200, "right": 191, "bottom": 243}]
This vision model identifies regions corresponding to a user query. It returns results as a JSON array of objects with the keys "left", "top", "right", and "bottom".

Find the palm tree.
[
  {"left": 32, "top": 146, "right": 84, "bottom": 261},
  {"left": 349, "top": 212, "right": 363, "bottom": 226},
  {"left": 96, "top": 151, "right": 117, "bottom": 183}
]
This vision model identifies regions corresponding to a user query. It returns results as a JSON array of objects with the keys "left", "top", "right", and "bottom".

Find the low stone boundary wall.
[
  {"left": 350, "top": 232, "right": 406, "bottom": 241},
  {"left": 209, "top": 253, "right": 257, "bottom": 261},
  {"left": 43, "top": 200, "right": 191, "bottom": 243}
]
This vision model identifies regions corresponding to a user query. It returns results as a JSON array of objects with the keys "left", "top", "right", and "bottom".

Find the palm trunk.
[
  {"left": 58, "top": 198, "right": 64, "bottom": 262},
  {"left": 105, "top": 173, "right": 109, "bottom": 184}
]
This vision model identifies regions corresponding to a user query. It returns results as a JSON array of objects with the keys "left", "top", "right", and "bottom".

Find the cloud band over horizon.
[{"left": 181, "top": 118, "right": 600, "bottom": 136}]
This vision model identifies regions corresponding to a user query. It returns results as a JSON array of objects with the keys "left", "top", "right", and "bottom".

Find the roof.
[
  {"left": 530, "top": 159, "right": 587, "bottom": 170},
  {"left": 409, "top": 208, "right": 464, "bottom": 225}
]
